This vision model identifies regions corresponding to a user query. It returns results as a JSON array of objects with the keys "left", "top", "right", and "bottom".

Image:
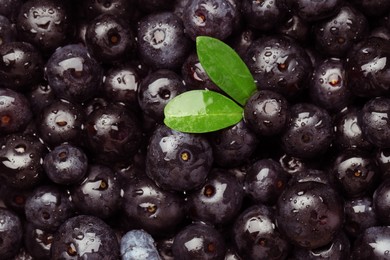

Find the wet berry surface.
[{"left": 1, "top": 0, "right": 390, "bottom": 259}]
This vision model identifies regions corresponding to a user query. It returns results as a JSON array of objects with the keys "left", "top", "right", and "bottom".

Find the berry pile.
[{"left": 1, "top": 0, "right": 390, "bottom": 259}]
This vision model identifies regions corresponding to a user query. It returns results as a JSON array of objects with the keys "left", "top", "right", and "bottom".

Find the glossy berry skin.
[
  {"left": 233, "top": 204, "right": 290, "bottom": 260},
  {"left": 103, "top": 64, "right": 141, "bottom": 107},
  {"left": 313, "top": 5, "right": 368, "bottom": 58},
  {"left": 38, "top": 100, "right": 85, "bottom": 147},
  {"left": 281, "top": 0, "right": 343, "bottom": 22},
  {"left": 373, "top": 179, "right": 390, "bottom": 225},
  {"left": 0, "top": 41, "right": 43, "bottom": 91},
  {"left": 25, "top": 185, "right": 74, "bottom": 232},
  {"left": 45, "top": 44, "right": 103, "bottom": 103},
  {"left": 241, "top": 0, "right": 288, "bottom": 32},
  {"left": 43, "top": 143, "right": 88, "bottom": 185},
  {"left": 309, "top": 58, "right": 352, "bottom": 112},
  {"left": 346, "top": 37, "right": 390, "bottom": 98},
  {"left": 50, "top": 215, "right": 120, "bottom": 260},
  {"left": 344, "top": 197, "right": 378, "bottom": 238},
  {"left": 245, "top": 35, "right": 312, "bottom": 99},
  {"left": 181, "top": 52, "right": 220, "bottom": 93},
  {"left": 146, "top": 125, "right": 213, "bottom": 192},
  {"left": 244, "top": 90, "right": 289, "bottom": 137},
  {"left": 291, "top": 232, "right": 350, "bottom": 260},
  {"left": 70, "top": 164, "right": 121, "bottom": 219},
  {"left": 16, "top": 0, "right": 71, "bottom": 53},
  {"left": 182, "top": 0, "right": 239, "bottom": 41},
  {"left": 360, "top": 97, "right": 390, "bottom": 148},
  {"left": 276, "top": 181, "right": 344, "bottom": 249},
  {"left": 138, "top": 69, "right": 187, "bottom": 122},
  {"left": 0, "top": 207, "right": 23, "bottom": 259},
  {"left": 281, "top": 103, "right": 333, "bottom": 159},
  {"left": 208, "top": 120, "right": 258, "bottom": 168},
  {"left": 24, "top": 222, "right": 54, "bottom": 259},
  {"left": 0, "top": 134, "right": 46, "bottom": 189},
  {"left": 120, "top": 229, "right": 161, "bottom": 260},
  {"left": 0, "top": 88, "right": 32, "bottom": 135},
  {"left": 172, "top": 222, "right": 226, "bottom": 260},
  {"left": 244, "top": 159, "right": 289, "bottom": 205},
  {"left": 122, "top": 177, "right": 185, "bottom": 236},
  {"left": 186, "top": 169, "right": 244, "bottom": 225},
  {"left": 137, "top": 12, "right": 191, "bottom": 69},
  {"left": 333, "top": 107, "right": 373, "bottom": 151},
  {"left": 351, "top": 226, "right": 390, "bottom": 259},
  {"left": 85, "top": 103, "right": 142, "bottom": 164},
  {"left": 331, "top": 150, "right": 379, "bottom": 198},
  {"left": 85, "top": 14, "right": 135, "bottom": 63}
]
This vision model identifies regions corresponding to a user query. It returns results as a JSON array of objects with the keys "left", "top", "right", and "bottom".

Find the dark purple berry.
[
  {"left": 138, "top": 69, "right": 187, "bottom": 122},
  {"left": 244, "top": 158, "right": 290, "bottom": 205},
  {"left": 0, "top": 134, "right": 47, "bottom": 189},
  {"left": 281, "top": 103, "right": 333, "bottom": 159},
  {"left": 70, "top": 164, "right": 121, "bottom": 219},
  {"left": 85, "top": 14, "right": 135, "bottom": 63},
  {"left": 186, "top": 169, "right": 244, "bottom": 225},
  {"left": 146, "top": 125, "right": 213, "bottom": 192},
  {"left": 313, "top": 4, "right": 368, "bottom": 57},
  {"left": 233, "top": 204, "right": 290, "bottom": 260},
  {"left": 16, "top": 0, "right": 72, "bottom": 52},
  {"left": 276, "top": 181, "right": 344, "bottom": 249},
  {"left": 45, "top": 44, "right": 103, "bottom": 103},
  {"left": 0, "top": 41, "right": 43, "bottom": 91},
  {"left": 182, "top": 0, "right": 240, "bottom": 41},
  {"left": 25, "top": 185, "right": 74, "bottom": 232},
  {"left": 43, "top": 143, "right": 88, "bottom": 185},
  {"left": 244, "top": 90, "right": 289, "bottom": 137},
  {"left": 122, "top": 176, "right": 185, "bottom": 236},
  {"left": 51, "top": 215, "right": 120, "bottom": 259},
  {"left": 38, "top": 99, "right": 85, "bottom": 147},
  {"left": 0, "top": 88, "right": 32, "bottom": 135},
  {"left": 172, "top": 222, "right": 227, "bottom": 260},
  {"left": 137, "top": 12, "right": 191, "bottom": 69},
  {"left": 245, "top": 35, "right": 312, "bottom": 99}
]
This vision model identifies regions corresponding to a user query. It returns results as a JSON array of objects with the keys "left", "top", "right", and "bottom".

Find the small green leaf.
[
  {"left": 196, "top": 36, "right": 256, "bottom": 106},
  {"left": 164, "top": 90, "right": 243, "bottom": 133}
]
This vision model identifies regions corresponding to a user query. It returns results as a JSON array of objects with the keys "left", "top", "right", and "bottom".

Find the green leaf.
[
  {"left": 164, "top": 90, "right": 243, "bottom": 133},
  {"left": 196, "top": 36, "right": 256, "bottom": 106}
]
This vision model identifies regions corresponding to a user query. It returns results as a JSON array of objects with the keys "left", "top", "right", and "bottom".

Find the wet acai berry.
[
  {"left": 85, "top": 14, "right": 135, "bottom": 63},
  {"left": 245, "top": 35, "right": 312, "bottom": 99},
  {"left": 281, "top": 103, "right": 333, "bottom": 159},
  {"left": 43, "top": 143, "right": 88, "bottom": 185},
  {"left": 137, "top": 12, "right": 191, "bottom": 69},
  {"left": 16, "top": 0, "right": 72, "bottom": 53},
  {"left": 172, "top": 222, "right": 227, "bottom": 260},
  {"left": 276, "top": 181, "right": 344, "bottom": 249},
  {"left": 122, "top": 176, "right": 185, "bottom": 236},
  {"left": 50, "top": 214, "right": 120, "bottom": 259},
  {"left": 45, "top": 44, "right": 103, "bottom": 103},
  {"left": 24, "top": 185, "right": 74, "bottom": 232},
  {"left": 146, "top": 125, "right": 213, "bottom": 192}
]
